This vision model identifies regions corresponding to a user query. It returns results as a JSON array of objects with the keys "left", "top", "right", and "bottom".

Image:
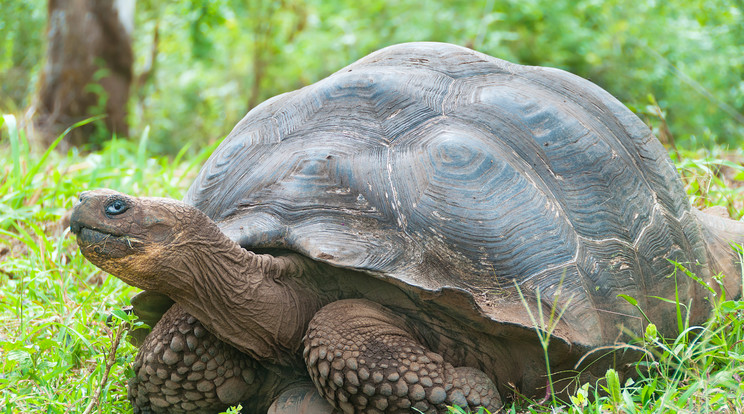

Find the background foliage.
[{"left": 1, "top": 0, "right": 743, "bottom": 153}]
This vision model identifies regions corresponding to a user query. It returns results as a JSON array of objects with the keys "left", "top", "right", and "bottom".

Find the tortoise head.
[
  {"left": 72, "top": 190, "right": 321, "bottom": 365},
  {"left": 70, "top": 189, "right": 209, "bottom": 291}
]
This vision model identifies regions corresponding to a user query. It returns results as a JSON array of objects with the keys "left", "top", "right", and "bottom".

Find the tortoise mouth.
[
  {"left": 75, "top": 226, "right": 140, "bottom": 259},
  {"left": 76, "top": 226, "right": 117, "bottom": 243}
]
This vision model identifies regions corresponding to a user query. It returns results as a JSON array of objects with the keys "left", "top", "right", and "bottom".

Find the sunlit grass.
[
  {"left": 498, "top": 269, "right": 744, "bottom": 414},
  {"left": 0, "top": 115, "right": 216, "bottom": 412},
  {"left": 1, "top": 114, "right": 743, "bottom": 413},
  {"left": 672, "top": 147, "right": 744, "bottom": 220}
]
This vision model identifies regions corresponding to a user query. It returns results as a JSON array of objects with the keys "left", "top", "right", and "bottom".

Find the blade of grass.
[
  {"left": 134, "top": 126, "right": 150, "bottom": 184},
  {"left": 22, "top": 116, "right": 103, "bottom": 189},
  {"left": 2, "top": 114, "right": 21, "bottom": 197}
]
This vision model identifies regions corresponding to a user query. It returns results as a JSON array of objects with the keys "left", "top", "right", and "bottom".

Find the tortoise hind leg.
[
  {"left": 129, "top": 304, "right": 264, "bottom": 412},
  {"left": 303, "top": 299, "right": 502, "bottom": 413}
]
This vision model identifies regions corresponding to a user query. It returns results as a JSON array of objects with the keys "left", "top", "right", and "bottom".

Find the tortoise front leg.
[
  {"left": 303, "top": 299, "right": 502, "bottom": 413},
  {"left": 129, "top": 304, "right": 266, "bottom": 413}
]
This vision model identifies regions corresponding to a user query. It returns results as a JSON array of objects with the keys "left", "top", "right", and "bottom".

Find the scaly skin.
[
  {"left": 129, "top": 304, "right": 264, "bottom": 413},
  {"left": 304, "top": 299, "right": 501, "bottom": 413},
  {"left": 131, "top": 303, "right": 337, "bottom": 413}
]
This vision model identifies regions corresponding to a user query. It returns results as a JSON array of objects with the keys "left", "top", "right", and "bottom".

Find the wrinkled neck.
[{"left": 158, "top": 220, "right": 323, "bottom": 365}]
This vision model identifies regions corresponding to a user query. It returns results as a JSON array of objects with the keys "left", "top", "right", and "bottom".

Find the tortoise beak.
[
  {"left": 69, "top": 219, "right": 81, "bottom": 235},
  {"left": 70, "top": 190, "right": 101, "bottom": 235},
  {"left": 70, "top": 192, "right": 88, "bottom": 234}
]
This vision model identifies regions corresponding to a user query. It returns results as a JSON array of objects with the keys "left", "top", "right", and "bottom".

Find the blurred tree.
[
  {"left": 0, "top": 2, "right": 45, "bottom": 113},
  {"left": 30, "top": 0, "right": 135, "bottom": 148}
]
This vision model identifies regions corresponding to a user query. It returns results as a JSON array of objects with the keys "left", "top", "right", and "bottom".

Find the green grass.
[
  {"left": 0, "top": 115, "right": 215, "bottom": 412},
  {"left": 1, "top": 114, "right": 743, "bottom": 413}
]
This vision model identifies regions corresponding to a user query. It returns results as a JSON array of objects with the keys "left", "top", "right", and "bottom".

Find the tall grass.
[
  {"left": 1, "top": 114, "right": 743, "bottom": 413},
  {"left": 0, "top": 115, "right": 215, "bottom": 412}
]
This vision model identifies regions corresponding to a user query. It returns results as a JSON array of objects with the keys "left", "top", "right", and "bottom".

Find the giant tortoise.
[{"left": 70, "top": 42, "right": 744, "bottom": 413}]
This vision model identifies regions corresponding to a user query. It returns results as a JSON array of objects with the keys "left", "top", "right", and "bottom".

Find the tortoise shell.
[{"left": 184, "top": 42, "right": 711, "bottom": 349}]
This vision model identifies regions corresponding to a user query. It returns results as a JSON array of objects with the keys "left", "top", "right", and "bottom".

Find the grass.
[
  {"left": 0, "top": 115, "right": 215, "bottom": 412},
  {"left": 1, "top": 113, "right": 743, "bottom": 413}
]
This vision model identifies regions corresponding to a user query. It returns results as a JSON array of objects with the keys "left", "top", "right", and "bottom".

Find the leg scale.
[
  {"left": 303, "top": 299, "right": 501, "bottom": 413},
  {"left": 129, "top": 304, "right": 260, "bottom": 413}
]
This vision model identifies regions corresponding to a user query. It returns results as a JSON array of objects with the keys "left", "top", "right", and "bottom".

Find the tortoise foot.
[
  {"left": 129, "top": 304, "right": 258, "bottom": 413},
  {"left": 303, "top": 299, "right": 502, "bottom": 413}
]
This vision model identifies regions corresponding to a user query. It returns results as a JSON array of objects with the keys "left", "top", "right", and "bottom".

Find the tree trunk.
[{"left": 32, "top": 0, "right": 134, "bottom": 148}]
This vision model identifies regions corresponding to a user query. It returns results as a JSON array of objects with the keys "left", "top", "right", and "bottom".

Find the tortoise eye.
[{"left": 105, "top": 199, "right": 129, "bottom": 216}]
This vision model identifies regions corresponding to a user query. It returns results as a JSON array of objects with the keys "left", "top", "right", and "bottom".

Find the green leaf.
[
  {"left": 617, "top": 293, "right": 638, "bottom": 306},
  {"left": 645, "top": 323, "right": 658, "bottom": 342},
  {"left": 605, "top": 369, "right": 622, "bottom": 405}
]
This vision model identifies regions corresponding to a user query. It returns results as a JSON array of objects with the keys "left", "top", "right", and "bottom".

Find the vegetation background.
[
  {"left": 1, "top": 0, "right": 744, "bottom": 413},
  {"left": 2, "top": 0, "right": 744, "bottom": 153}
]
